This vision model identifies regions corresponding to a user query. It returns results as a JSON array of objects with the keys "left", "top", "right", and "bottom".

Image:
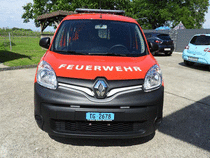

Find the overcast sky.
[
  {"left": 0, "top": 0, "right": 210, "bottom": 31},
  {"left": 0, "top": 0, "right": 55, "bottom": 31}
]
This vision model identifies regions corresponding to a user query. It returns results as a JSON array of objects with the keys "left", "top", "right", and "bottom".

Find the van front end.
[
  {"left": 34, "top": 9, "right": 164, "bottom": 139},
  {"left": 34, "top": 77, "right": 163, "bottom": 139}
]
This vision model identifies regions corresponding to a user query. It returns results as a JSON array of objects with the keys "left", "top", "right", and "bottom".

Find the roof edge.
[{"left": 37, "top": 10, "right": 75, "bottom": 21}]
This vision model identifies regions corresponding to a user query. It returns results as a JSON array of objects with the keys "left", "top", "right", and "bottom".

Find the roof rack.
[{"left": 75, "top": 8, "right": 125, "bottom": 15}]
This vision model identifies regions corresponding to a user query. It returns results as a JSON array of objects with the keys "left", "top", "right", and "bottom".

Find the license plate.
[
  {"left": 188, "top": 56, "right": 198, "bottom": 62},
  {"left": 164, "top": 48, "right": 171, "bottom": 51},
  {"left": 86, "top": 112, "right": 114, "bottom": 121}
]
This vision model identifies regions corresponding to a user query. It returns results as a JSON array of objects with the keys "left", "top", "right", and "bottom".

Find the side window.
[
  {"left": 133, "top": 25, "right": 145, "bottom": 53},
  {"left": 190, "top": 36, "right": 197, "bottom": 44}
]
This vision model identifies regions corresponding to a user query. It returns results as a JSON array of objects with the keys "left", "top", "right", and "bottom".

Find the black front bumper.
[{"left": 34, "top": 83, "right": 164, "bottom": 139}]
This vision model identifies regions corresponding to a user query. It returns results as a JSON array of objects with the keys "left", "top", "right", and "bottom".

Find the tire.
[
  {"left": 208, "top": 65, "right": 210, "bottom": 71},
  {"left": 165, "top": 51, "right": 172, "bottom": 56},
  {"left": 184, "top": 60, "right": 194, "bottom": 66}
]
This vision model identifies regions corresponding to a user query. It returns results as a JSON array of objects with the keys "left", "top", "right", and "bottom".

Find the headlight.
[
  {"left": 37, "top": 61, "right": 57, "bottom": 89},
  {"left": 143, "top": 64, "right": 162, "bottom": 92}
]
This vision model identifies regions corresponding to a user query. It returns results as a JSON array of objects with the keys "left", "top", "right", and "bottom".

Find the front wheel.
[{"left": 184, "top": 60, "right": 194, "bottom": 66}]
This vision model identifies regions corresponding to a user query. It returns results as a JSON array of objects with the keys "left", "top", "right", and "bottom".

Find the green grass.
[
  {"left": 0, "top": 27, "right": 54, "bottom": 36},
  {"left": 0, "top": 36, "right": 46, "bottom": 67}
]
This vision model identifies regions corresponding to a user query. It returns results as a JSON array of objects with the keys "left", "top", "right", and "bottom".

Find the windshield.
[
  {"left": 190, "top": 35, "right": 210, "bottom": 45},
  {"left": 51, "top": 20, "right": 146, "bottom": 57}
]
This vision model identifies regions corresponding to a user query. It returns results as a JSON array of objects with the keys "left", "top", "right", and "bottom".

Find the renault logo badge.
[{"left": 94, "top": 79, "right": 108, "bottom": 99}]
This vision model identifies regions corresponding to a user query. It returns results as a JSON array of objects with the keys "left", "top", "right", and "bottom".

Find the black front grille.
[
  {"left": 51, "top": 120, "right": 145, "bottom": 133},
  {"left": 57, "top": 77, "right": 144, "bottom": 92}
]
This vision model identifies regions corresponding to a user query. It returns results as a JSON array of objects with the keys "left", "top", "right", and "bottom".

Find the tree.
[
  {"left": 133, "top": 0, "right": 209, "bottom": 29},
  {"left": 171, "top": 0, "right": 209, "bottom": 29},
  {"left": 22, "top": 0, "right": 209, "bottom": 29},
  {"left": 22, "top": 0, "right": 131, "bottom": 28}
]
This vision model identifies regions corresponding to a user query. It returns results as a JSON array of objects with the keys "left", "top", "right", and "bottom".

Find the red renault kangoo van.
[{"left": 34, "top": 8, "right": 163, "bottom": 139}]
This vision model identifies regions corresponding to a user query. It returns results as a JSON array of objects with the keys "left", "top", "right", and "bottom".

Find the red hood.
[{"left": 43, "top": 51, "right": 156, "bottom": 80}]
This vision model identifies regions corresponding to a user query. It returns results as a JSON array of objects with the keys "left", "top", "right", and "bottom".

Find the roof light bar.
[{"left": 75, "top": 8, "right": 125, "bottom": 15}]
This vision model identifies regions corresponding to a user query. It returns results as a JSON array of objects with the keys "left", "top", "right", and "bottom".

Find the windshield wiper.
[
  {"left": 106, "top": 52, "right": 127, "bottom": 57},
  {"left": 88, "top": 52, "right": 127, "bottom": 57},
  {"left": 54, "top": 50, "right": 127, "bottom": 56},
  {"left": 53, "top": 50, "right": 86, "bottom": 55}
]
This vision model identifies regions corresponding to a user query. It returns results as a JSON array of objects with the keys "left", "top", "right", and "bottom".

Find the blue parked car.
[{"left": 183, "top": 34, "right": 210, "bottom": 70}]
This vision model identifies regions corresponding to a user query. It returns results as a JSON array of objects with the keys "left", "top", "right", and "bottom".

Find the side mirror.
[
  {"left": 148, "top": 41, "right": 158, "bottom": 52},
  {"left": 39, "top": 37, "right": 50, "bottom": 49}
]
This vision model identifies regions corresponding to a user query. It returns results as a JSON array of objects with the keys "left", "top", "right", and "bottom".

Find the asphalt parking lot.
[{"left": 0, "top": 52, "right": 210, "bottom": 158}]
